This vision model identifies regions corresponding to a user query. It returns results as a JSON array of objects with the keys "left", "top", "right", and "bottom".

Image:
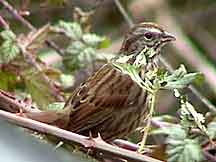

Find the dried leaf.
[{"left": 24, "top": 69, "right": 60, "bottom": 110}]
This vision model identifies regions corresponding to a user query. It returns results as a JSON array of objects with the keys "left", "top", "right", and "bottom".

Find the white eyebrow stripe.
[{"left": 147, "top": 27, "right": 162, "bottom": 34}]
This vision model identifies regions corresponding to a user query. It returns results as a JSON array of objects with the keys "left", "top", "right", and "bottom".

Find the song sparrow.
[{"left": 25, "top": 22, "right": 175, "bottom": 141}]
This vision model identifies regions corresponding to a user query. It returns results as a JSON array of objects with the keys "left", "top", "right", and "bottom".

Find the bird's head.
[{"left": 119, "top": 22, "right": 175, "bottom": 65}]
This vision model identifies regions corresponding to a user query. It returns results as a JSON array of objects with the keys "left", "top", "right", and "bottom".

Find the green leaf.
[
  {"left": 154, "top": 125, "right": 203, "bottom": 162},
  {"left": 193, "top": 73, "right": 205, "bottom": 86},
  {"left": 165, "top": 64, "right": 187, "bottom": 82},
  {"left": 63, "top": 55, "right": 80, "bottom": 72},
  {"left": 0, "top": 71, "right": 17, "bottom": 90},
  {"left": 82, "top": 33, "right": 105, "bottom": 47},
  {"left": 60, "top": 74, "right": 74, "bottom": 88},
  {"left": 0, "top": 30, "right": 20, "bottom": 63},
  {"left": 152, "top": 126, "right": 187, "bottom": 140},
  {"left": 167, "top": 138, "right": 203, "bottom": 162},
  {"left": 163, "top": 65, "right": 203, "bottom": 90},
  {"left": 112, "top": 62, "right": 153, "bottom": 93},
  {"left": 66, "top": 41, "right": 85, "bottom": 55},
  {"left": 0, "top": 40, "right": 20, "bottom": 63},
  {"left": 52, "top": 21, "right": 82, "bottom": 39},
  {"left": 24, "top": 69, "right": 59, "bottom": 110},
  {"left": 99, "top": 37, "right": 111, "bottom": 48},
  {"left": 180, "top": 99, "right": 208, "bottom": 134},
  {"left": 64, "top": 41, "right": 97, "bottom": 71},
  {"left": 0, "top": 30, "right": 16, "bottom": 40},
  {"left": 79, "top": 47, "right": 96, "bottom": 63},
  {"left": 47, "top": 102, "right": 65, "bottom": 111}
]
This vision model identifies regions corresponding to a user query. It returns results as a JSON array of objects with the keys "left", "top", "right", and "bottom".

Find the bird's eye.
[{"left": 144, "top": 32, "right": 153, "bottom": 40}]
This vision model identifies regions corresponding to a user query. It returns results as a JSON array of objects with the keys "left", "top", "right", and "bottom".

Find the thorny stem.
[
  {"left": 138, "top": 92, "right": 156, "bottom": 153},
  {"left": 0, "top": 0, "right": 65, "bottom": 55},
  {"left": 0, "top": 0, "right": 64, "bottom": 101},
  {"left": 0, "top": 0, "right": 34, "bottom": 30},
  {"left": 0, "top": 110, "right": 163, "bottom": 162}
]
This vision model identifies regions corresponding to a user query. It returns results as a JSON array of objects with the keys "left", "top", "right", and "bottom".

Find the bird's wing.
[{"left": 64, "top": 64, "right": 137, "bottom": 133}]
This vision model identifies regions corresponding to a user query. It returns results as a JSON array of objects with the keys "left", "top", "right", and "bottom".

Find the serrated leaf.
[
  {"left": 180, "top": 100, "right": 208, "bottom": 134},
  {"left": 112, "top": 62, "right": 152, "bottom": 92},
  {"left": 79, "top": 47, "right": 96, "bottom": 62},
  {"left": 64, "top": 42, "right": 97, "bottom": 71},
  {"left": 66, "top": 41, "right": 85, "bottom": 55},
  {"left": 0, "top": 30, "right": 16, "bottom": 40},
  {"left": 82, "top": 33, "right": 105, "bottom": 47},
  {"left": 0, "top": 40, "right": 20, "bottom": 63},
  {"left": 52, "top": 21, "right": 82, "bottom": 39},
  {"left": 63, "top": 55, "right": 80, "bottom": 72},
  {"left": 166, "top": 145, "right": 184, "bottom": 155},
  {"left": 164, "top": 71, "right": 202, "bottom": 90},
  {"left": 151, "top": 126, "right": 187, "bottom": 140},
  {"left": 165, "top": 64, "right": 187, "bottom": 82},
  {"left": 167, "top": 138, "right": 203, "bottom": 162}
]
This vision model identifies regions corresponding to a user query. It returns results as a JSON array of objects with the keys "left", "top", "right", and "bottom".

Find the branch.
[
  {"left": 0, "top": 0, "right": 64, "bottom": 102},
  {"left": 114, "top": 0, "right": 134, "bottom": 28},
  {"left": 14, "top": 25, "right": 64, "bottom": 102},
  {"left": 0, "top": 0, "right": 33, "bottom": 29},
  {"left": 113, "top": 0, "right": 216, "bottom": 112},
  {"left": 0, "top": 14, "right": 9, "bottom": 30},
  {"left": 0, "top": 0, "right": 65, "bottom": 56},
  {"left": 0, "top": 89, "right": 40, "bottom": 113},
  {"left": 0, "top": 109, "right": 163, "bottom": 162}
]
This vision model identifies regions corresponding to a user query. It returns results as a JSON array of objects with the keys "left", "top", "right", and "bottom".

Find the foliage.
[
  {"left": 0, "top": 1, "right": 215, "bottom": 162},
  {"left": 51, "top": 21, "right": 110, "bottom": 72},
  {"left": 112, "top": 55, "right": 206, "bottom": 161},
  {"left": 0, "top": 19, "right": 110, "bottom": 111},
  {"left": 0, "top": 30, "right": 20, "bottom": 63}
]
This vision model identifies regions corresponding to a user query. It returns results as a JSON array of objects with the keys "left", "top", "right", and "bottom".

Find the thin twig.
[
  {"left": 0, "top": 0, "right": 65, "bottom": 56},
  {"left": 113, "top": 0, "right": 216, "bottom": 112},
  {"left": 0, "top": 110, "right": 163, "bottom": 162},
  {"left": 114, "top": 0, "right": 134, "bottom": 28},
  {"left": 18, "top": 44, "right": 64, "bottom": 102},
  {"left": 0, "top": 0, "right": 34, "bottom": 30},
  {"left": 138, "top": 93, "right": 156, "bottom": 153},
  {"left": 0, "top": 14, "right": 9, "bottom": 29},
  {"left": 0, "top": 89, "right": 40, "bottom": 113},
  {"left": 0, "top": 0, "right": 64, "bottom": 101}
]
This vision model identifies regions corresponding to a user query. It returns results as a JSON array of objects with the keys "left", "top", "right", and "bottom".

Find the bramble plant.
[
  {"left": 112, "top": 55, "right": 209, "bottom": 162},
  {"left": 0, "top": 3, "right": 215, "bottom": 162}
]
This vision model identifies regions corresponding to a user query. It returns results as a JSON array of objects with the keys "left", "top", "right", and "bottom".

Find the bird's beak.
[{"left": 162, "top": 31, "right": 176, "bottom": 43}]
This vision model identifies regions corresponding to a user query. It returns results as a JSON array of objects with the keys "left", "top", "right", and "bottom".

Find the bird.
[{"left": 23, "top": 22, "right": 175, "bottom": 141}]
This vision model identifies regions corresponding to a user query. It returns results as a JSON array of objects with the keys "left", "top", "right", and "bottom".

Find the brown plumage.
[
  {"left": 64, "top": 64, "right": 148, "bottom": 141},
  {"left": 25, "top": 22, "right": 175, "bottom": 141}
]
